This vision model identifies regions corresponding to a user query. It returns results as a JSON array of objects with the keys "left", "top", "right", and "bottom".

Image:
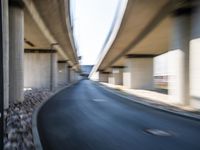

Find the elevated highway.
[
  {"left": 90, "top": 0, "right": 200, "bottom": 109},
  {"left": 2, "top": 0, "right": 80, "bottom": 108}
]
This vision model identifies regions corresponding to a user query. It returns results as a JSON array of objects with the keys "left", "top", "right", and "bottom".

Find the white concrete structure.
[
  {"left": 190, "top": 2, "right": 200, "bottom": 109},
  {"left": 69, "top": 67, "right": 75, "bottom": 83},
  {"left": 108, "top": 74, "right": 114, "bottom": 85},
  {"left": 109, "top": 68, "right": 123, "bottom": 85},
  {"left": 9, "top": 2, "right": 24, "bottom": 103},
  {"left": 123, "top": 57, "right": 154, "bottom": 89},
  {"left": 24, "top": 50, "right": 58, "bottom": 90},
  {"left": 168, "top": 9, "right": 190, "bottom": 105},
  {"left": 99, "top": 72, "right": 109, "bottom": 83},
  {"left": 90, "top": 71, "right": 99, "bottom": 81},
  {"left": 50, "top": 51, "right": 58, "bottom": 91},
  {"left": 2, "top": 0, "right": 9, "bottom": 108},
  {"left": 57, "top": 61, "right": 69, "bottom": 86},
  {"left": 74, "top": 72, "right": 79, "bottom": 81}
]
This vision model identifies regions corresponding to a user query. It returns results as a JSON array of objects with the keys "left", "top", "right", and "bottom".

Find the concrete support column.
[
  {"left": 74, "top": 72, "right": 78, "bottom": 81},
  {"left": 190, "top": 2, "right": 200, "bottom": 108},
  {"left": 108, "top": 74, "right": 114, "bottom": 85},
  {"left": 123, "top": 55, "right": 154, "bottom": 89},
  {"left": 99, "top": 72, "right": 109, "bottom": 83},
  {"left": 24, "top": 49, "right": 57, "bottom": 90},
  {"left": 50, "top": 51, "right": 57, "bottom": 91},
  {"left": 111, "top": 67, "right": 123, "bottom": 85},
  {"left": 69, "top": 67, "right": 74, "bottom": 83},
  {"left": 67, "top": 66, "right": 71, "bottom": 82},
  {"left": 57, "top": 60, "right": 68, "bottom": 86},
  {"left": 168, "top": 9, "right": 190, "bottom": 105},
  {"left": 2, "top": 0, "right": 9, "bottom": 108},
  {"left": 9, "top": 1, "right": 24, "bottom": 103}
]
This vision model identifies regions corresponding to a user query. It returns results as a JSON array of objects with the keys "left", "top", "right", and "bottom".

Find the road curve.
[{"left": 37, "top": 80, "right": 200, "bottom": 150}]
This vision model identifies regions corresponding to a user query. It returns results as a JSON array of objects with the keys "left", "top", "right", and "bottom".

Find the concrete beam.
[
  {"left": 126, "top": 54, "right": 157, "bottom": 58},
  {"left": 24, "top": 48, "right": 57, "bottom": 53}
]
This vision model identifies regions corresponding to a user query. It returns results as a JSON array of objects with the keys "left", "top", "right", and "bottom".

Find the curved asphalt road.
[{"left": 38, "top": 80, "right": 200, "bottom": 150}]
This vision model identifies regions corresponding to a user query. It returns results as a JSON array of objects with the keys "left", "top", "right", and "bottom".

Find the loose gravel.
[{"left": 4, "top": 88, "right": 53, "bottom": 150}]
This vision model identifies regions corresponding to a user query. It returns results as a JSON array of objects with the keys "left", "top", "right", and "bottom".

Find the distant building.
[{"left": 80, "top": 65, "right": 94, "bottom": 77}]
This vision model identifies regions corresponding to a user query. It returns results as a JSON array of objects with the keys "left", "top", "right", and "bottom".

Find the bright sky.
[{"left": 70, "top": 0, "right": 120, "bottom": 65}]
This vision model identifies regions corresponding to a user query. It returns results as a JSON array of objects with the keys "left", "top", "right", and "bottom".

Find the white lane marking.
[
  {"left": 145, "top": 129, "right": 172, "bottom": 136},
  {"left": 92, "top": 99, "right": 106, "bottom": 102}
]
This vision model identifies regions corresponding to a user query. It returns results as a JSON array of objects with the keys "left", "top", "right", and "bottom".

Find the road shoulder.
[{"left": 93, "top": 81, "right": 200, "bottom": 121}]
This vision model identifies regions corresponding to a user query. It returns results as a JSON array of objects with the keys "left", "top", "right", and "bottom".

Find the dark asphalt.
[{"left": 38, "top": 80, "right": 200, "bottom": 150}]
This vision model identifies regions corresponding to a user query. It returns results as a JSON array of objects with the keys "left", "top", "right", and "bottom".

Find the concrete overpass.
[
  {"left": 2, "top": 0, "right": 80, "bottom": 108},
  {"left": 90, "top": 0, "right": 200, "bottom": 109}
]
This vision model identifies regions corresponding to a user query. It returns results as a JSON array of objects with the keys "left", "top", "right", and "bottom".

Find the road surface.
[{"left": 38, "top": 80, "right": 200, "bottom": 150}]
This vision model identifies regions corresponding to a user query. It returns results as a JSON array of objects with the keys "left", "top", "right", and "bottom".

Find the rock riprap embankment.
[{"left": 4, "top": 88, "right": 53, "bottom": 150}]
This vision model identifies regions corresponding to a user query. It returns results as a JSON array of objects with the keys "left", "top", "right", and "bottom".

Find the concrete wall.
[
  {"left": 124, "top": 58, "right": 153, "bottom": 89},
  {"left": 57, "top": 62, "right": 68, "bottom": 86},
  {"left": 112, "top": 68, "right": 123, "bottom": 85},
  {"left": 69, "top": 68, "right": 75, "bottom": 83},
  {"left": 108, "top": 69, "right": 123, "bottom": 85},
  {"left": 24, "top": 52, "right": 57, "bottom": 89},
  {"left": 190, "top": 3, "right": 200, "bottom": 109},
  {"left": 99, "top": 73, "right": 109, "bottom": 83},
  {"left": 108, "top": 74, "right": 115, "bottom": 85}
]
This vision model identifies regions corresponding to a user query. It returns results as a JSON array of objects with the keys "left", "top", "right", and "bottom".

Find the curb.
[
  {"left": 93, "top": 81, "right": 200, "bottom": 122},
  {"left": 32, "top": 81, "right": 79, "bottom": 150}
]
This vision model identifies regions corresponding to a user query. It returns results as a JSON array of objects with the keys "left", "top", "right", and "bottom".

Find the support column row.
[{"left": 98, "top": 56, "right": 154, "bottom": 90}]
